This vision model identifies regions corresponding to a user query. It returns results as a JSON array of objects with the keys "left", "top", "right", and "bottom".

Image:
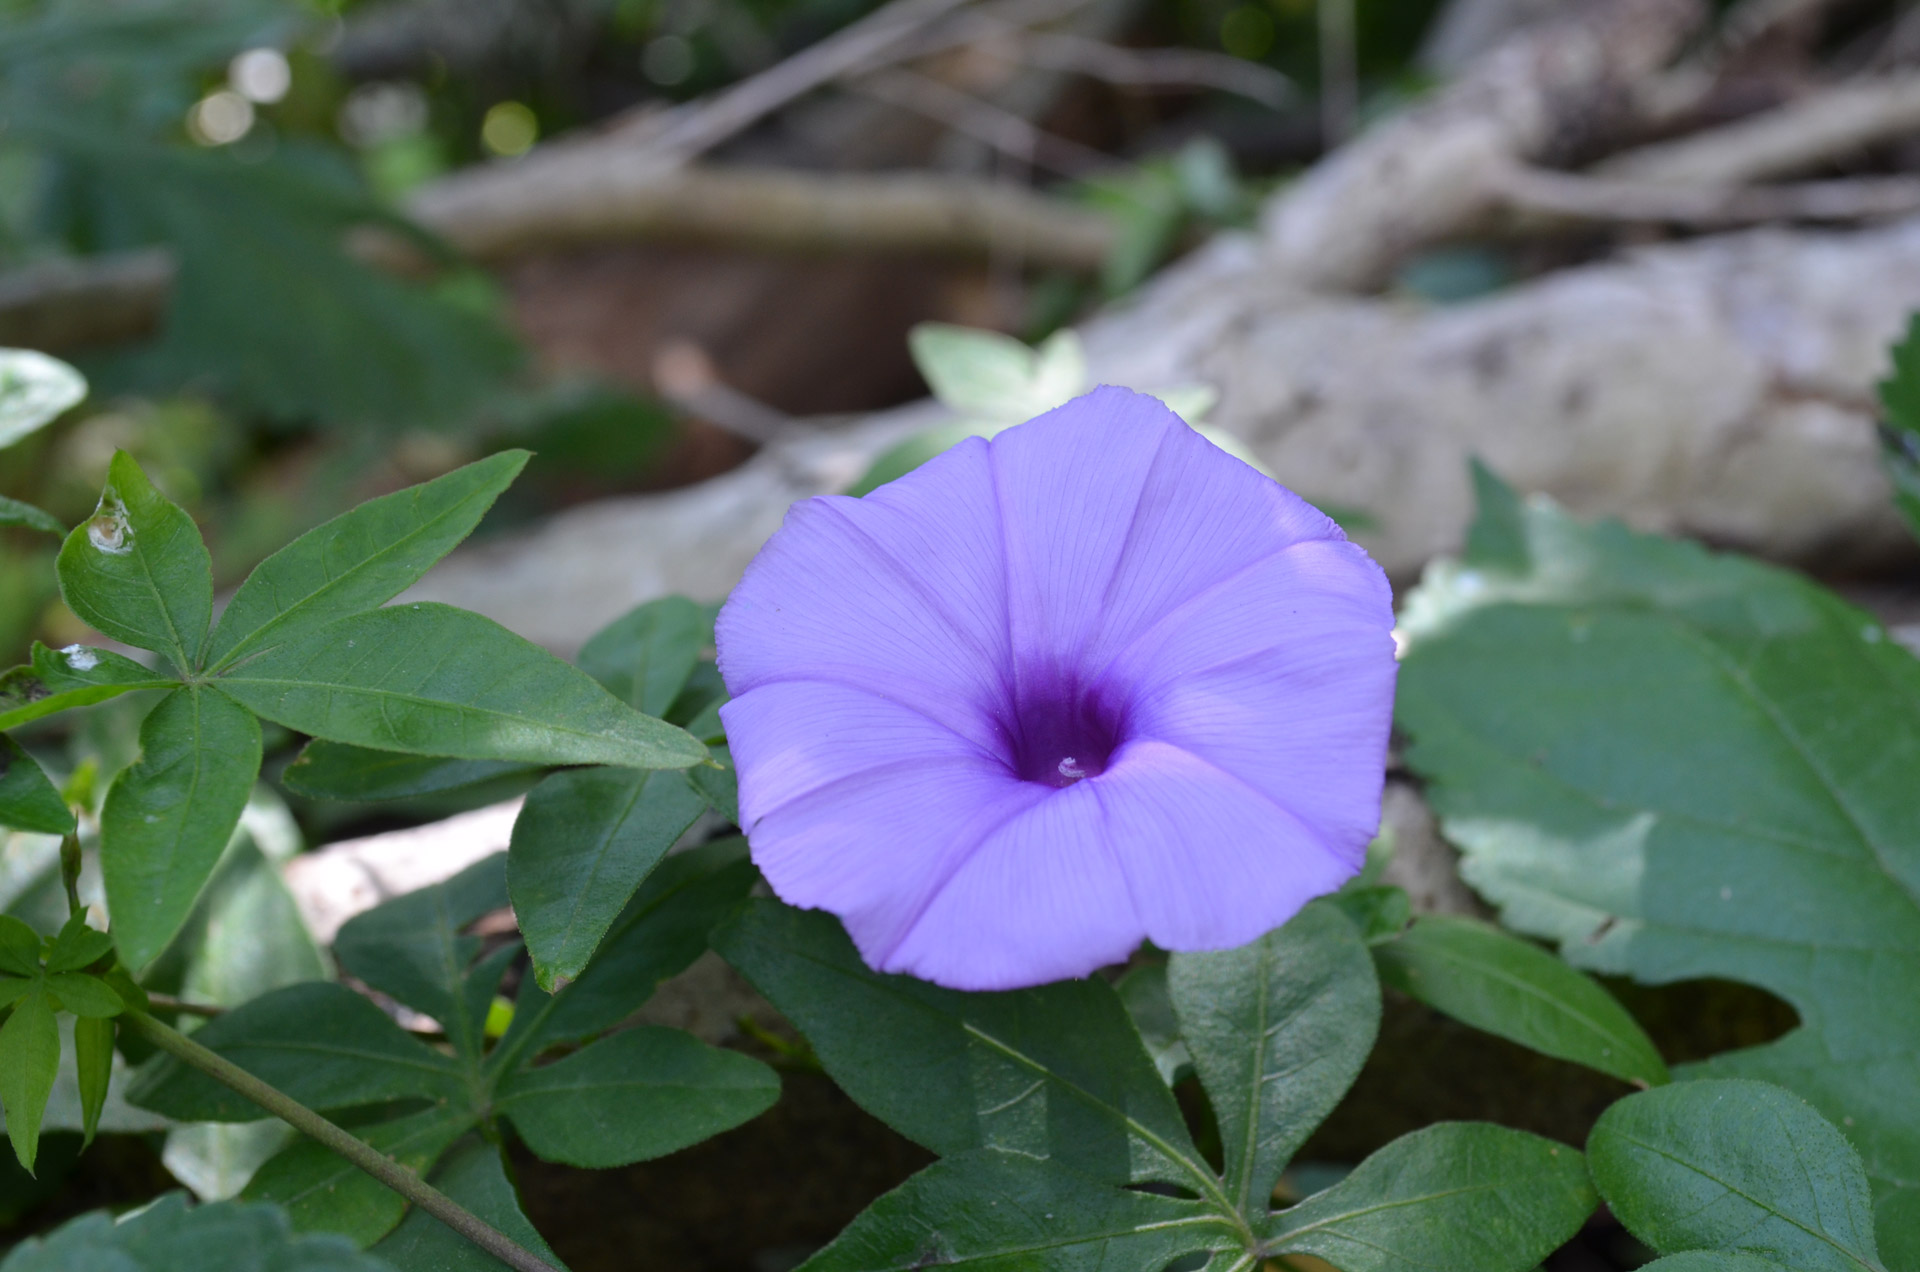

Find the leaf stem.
[{"left": 122, "top": 1010, "right": 561, "bottom": 1272}]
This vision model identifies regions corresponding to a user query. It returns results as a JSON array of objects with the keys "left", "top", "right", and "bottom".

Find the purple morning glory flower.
[{"left": 716, "top": 387, "right": 1397, "bottom": 990}]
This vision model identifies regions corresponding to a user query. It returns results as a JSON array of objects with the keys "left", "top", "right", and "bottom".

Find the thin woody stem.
[{"left": 122, "top": 1011, "right": 560, "bottom": 1272}]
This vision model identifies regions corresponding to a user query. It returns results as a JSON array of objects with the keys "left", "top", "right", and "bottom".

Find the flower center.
[{"left": 1005, "top": 684, "right": 1123, "bottom": 789}]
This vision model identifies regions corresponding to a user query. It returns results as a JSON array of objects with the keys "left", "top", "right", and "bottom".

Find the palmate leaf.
[
  {"left": 1260, "top": 1122, "right": 1597, "bottom": 1272},
  {"left": 216, "top": 604, "right": 705, "bottom": 772},
  {"left": 243, "top": 1104, "right": 478, "bottom": 1247},
  {"left": 55, "top": 451, "right": 211, "bottom": 674},
  {"left": 1590, "top": 1080, "right": 1884, "bottom": 1272},
  {"left": 0, "top": 349, "right": 87, "bottom": 450},
  {"left": 372, "top": 1141, "right": 567, "bottom": 1272},
  {"left": 281, "top": 742, "right": 539, "bottom": 803},
  {"left": 494, "top": 1026, "right": 778, "bottom": 1168},
  {"left": 1169, "top": 900, "right": 1378, "bottom": 1221},
  {"left": 1877, "top": 312, "right": 1920, "bottom": 543},
  {"left": 509, "top": 765, "right": 709, "bottom": 990},
  {"left": 1374, "top": 914, "right": 1669, "bottom": 1088},
  {"left": 0, "top": 642, "right": 173, "bottom": 733},
  {"left": 0, "top": 1194, "right": 392, "bottom": 1272},
  {"left": 0, "top": 736, "right": 74, "bottom": 836},
  {"left": 0, "top": 987, "right": 59, "bottom": 1171},
  {"left": 1395, "top": 465, "right": 1920, "bottom": 1233},
  {"left": 101, "top": 686, "right": 262, "bottom": 972},
  {"left": 722, "top": 899, "right": 1595, "bottom": 1272},
  {"left": 207, "top": 451, "right": 530, "bottom": 672},
  {"left": 576, "top": 595, "right": 718, "bottom": 718}
]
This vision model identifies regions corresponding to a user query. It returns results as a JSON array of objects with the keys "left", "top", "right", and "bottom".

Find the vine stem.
[{"left": 123, "top": 1011, "right": 561, "bottom": 1272}]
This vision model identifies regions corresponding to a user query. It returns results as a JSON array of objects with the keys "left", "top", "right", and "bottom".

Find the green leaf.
[
  {"left": 1876, "top": 313, "right": 1920, "bottom": 543},
  {"left": 1262, "top": 1122, "right": 1596, "bottom": 1272},
  {"left": 685, "top": 745, "right": 737, "bottom": 823},
  {"left": 0, "top": 349, "right": 86, "bottom": 450},
  {"left": 0, "top": 1193, "right": 395, "bottom": 1271},
  {"left": 500, "top": 841, "right": 756, "bottom": 1058},
  {"left": 0, "top": 917, "right": 40, "bottom": 976},
  {"left": 0, "top": 642, "right": 173, "bottom": 733},
  {"left": 1169, "top": 900, "right": 1380, "bottom": 1223},
  {"left": 713, "top": 899, "right": 1211, "bottom": 1195},
  {"left": 372, "top": 1140, "right": 568, "bottom": 1272},
  {"left": 1374, "top": 915, "right": 1669, "bottom": 1088},
  {"left": 127, "top": 982, "right": 464, "bottom": 1122},
  {"left": 1327, "top": 884, "right": 1411, "bottom": 945},
  {"left": 55, "top": 452, "right": 212, "bottom": 672},
  {"left": 244, "top": 1105, "right": 476, "bottom": 1247},
  {"left": 0, "top": 736, "right": 74, "bottom": 835},
  {"left": 509, "top": 765, "right": 707, "bottom": 990},
  {"left": 45, "top": 916, "right": 113, "bottom": 975},
  {"left": 799, "top": 1149, "right": 1239, "bottom": 1272},
  {"left": 43, "top": 974, "right": 122, "bottom": 1018},
  {"left": 846, "top": 422, "right": 988, "bottom": 498},
  {"left": 216, "top": 604, "right": 706, "bottom": 770},
  {"left": 497, "top": 1025, "right": 777, "bottom": 1168},
  {"left": 1589, "top": 1079, "right": 1883, "bottom": 1272},
  {"left": 0, "top": 497, "right": 65, "bottom": 537},
  {"left": 1394, "top": 469, "right": 1920, "bottom": 1206},
  {"left": 206, "top": 451, "right": 530, "bottom": 672},
  {"left": 0, "top": 988, "right": 59, "bottom": 1171},
  {"left": 1114, "top": 961, "right": 1188, "bottom": 1086},
  {"left": 281, "top": 741, "right": 539, "bottom": 803},
  {"left": 1638, "top": 1257, "right": 1797, "bottom": 1272},
  {"left": 100, "top": 686, "right": 262, "bottom": 972},
  {"left": 577, "top": 596, "right": 717, "bottom": 717},
  {"left": 333, "top": 853, "right": 506, "bottom": 1049},
  {"left": 71, "top": 1016, "right": 111, "bottom": 1149}
]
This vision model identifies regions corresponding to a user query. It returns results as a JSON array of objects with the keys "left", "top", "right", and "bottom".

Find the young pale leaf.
[
  {"left": 1374, "top": 915, "right": 1669, "bottom": 1088},
  {"left": 1396, "top": 467, "right": 1920, "bottom": 1204},
  {"left": 70, "top": 1016, "right": 111, "bottom": 1149},
  {"left": 0, "top": 1194, "right": 392, "bottom": 1272},
  {"left": 281, "top": 740, "right": 539, "bottom": 803},
  {"left": 1168, "top": 900, "right": 1379, "bottom": 1223},
  {"left": 1263, "top": 1122, "right": 1595, "bottom": 1272},
  {"left": 1589, "top": 1079, "right": 1882, "bottom": 1272},
  {"left": 55, "top": 452, "right": 212, "bottom": 672},
  {"left": 714, "top": 899, "right": 1209, "bottom": 1195},
  {"left": 799, "top": 1149, "right": 1240, "bottom": 1272},
  {"left": 0, "top": 349, "right": 86, "bottom": 450},
  {"left": 497, "top": 1026, "right": 778, "bottom": 1168},
  {"left": 908, "top": 323, "right": 1085, "bottom": 424},
  {"left": 244, "top": 1105, "right": 477, "bottom": 1246},
  {"left": 127, "top": 982, "right": 465, "bottom": 1122},
  {"left": 206, "top": 451, "right": 530, "bottom": 671},
  {"left": 372, "top": 1140, "right": 567, "bottom": 1272},
  {"left": 0, "top": 497, "right": 64, "bottom": 537},
  {"left": 499, "top": 841, "right": 756, "bottom": 1058},
  {"left": 577, "top": 595, "right": 717, "bottom": 717},
  {"left": 0, "top": 989, "right": 60, "bottom": 1171},
  {"left": 333, "top": 853, "right": 506, "bottom": 1049},
  {"left": 101, "top": 686, "right": 262, "bottom": 972},
  {"left": 0, "top": 736, "right": 74, "bottom": 835},
  {"left": 509, "top": 765, "right": 708, "bottom": 990},
  {"left": 0, "top": 642, "right": 173, "bottom": 733},
  {"left": 216, "top": 604, "right": 706, "bottom": 771}
]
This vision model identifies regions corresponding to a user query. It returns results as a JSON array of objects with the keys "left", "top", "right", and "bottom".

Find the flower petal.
[
  {"left": 880, "top": 783, "right": 1141, "bottom": 990},
  {"left": 1090, "top": 739, "right": 1358, "bottom": 951},
  {"left": 717, "top": 438, "right": 1013, "bottom": 748},
  {"left": 731, "top": 680, "right": 1049, "bottom": 964},
  {"left": 1106, "top": 540, "right": 1397, "bottom": 846}
]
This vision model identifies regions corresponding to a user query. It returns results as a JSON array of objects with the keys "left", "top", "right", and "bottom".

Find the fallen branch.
[
  {"left": 849, "top": 66, "right": 1112, "bottom": 175},
  {"left": 1259, "top": 0, "right": 1704, "bottom": 292},
  {"left": 1012, "top": 31, "right": 1293, "bottom": 107},
  {"left": 1598, "top": 73, "right": 1920, "bottom": 184},
  {"left": 2, "top": 168, "right": 1114, "bottom": 354},
  {"left": 1494, "top": 164, "right": 1920, "bottom": 226}
]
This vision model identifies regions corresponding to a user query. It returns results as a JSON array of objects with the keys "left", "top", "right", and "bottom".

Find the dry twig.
[{"left": 1494, "top": 163, "right": 1920, "bottom": 226}]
